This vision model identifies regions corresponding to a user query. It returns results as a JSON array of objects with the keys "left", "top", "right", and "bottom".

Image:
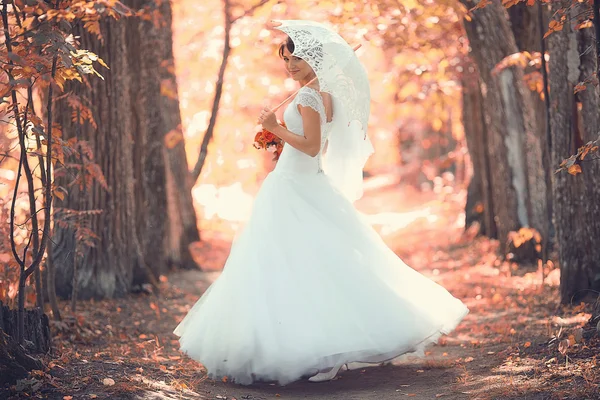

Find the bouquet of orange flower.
[{"left": 254, "top": 122, "right": 285, "bottom": 161}]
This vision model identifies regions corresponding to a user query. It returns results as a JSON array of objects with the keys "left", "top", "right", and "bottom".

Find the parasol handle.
[{"left": 272, "top": 43, "right": 362, "bottom": 112}]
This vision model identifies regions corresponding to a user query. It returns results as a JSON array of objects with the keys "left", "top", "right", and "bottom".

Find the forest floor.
[{"left": 3, "top": 178, "right": 600, "bottom": 400}]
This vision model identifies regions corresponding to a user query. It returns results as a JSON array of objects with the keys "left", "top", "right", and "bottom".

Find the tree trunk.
[
  {"left": 159, "top": 0, "right": 201, "bottom": 270},
  {"left": 51, "top": 19, "right": 138, "bottom": 299},
  {"left": 0, "top": 301, "right": 51, "bottom": 354},
  {"left": 506, "top": 2, "right": 553, "bottom": 257},
  {"left": 460, "top": 0, "right": 540, "bottom": 242},
  {"left": 548, "top": 3, "right": 600, "bottom": 303},
  {"left": 125, "top": 0, "right": 170, "bottom": 283},
  {"left": 0, "top": 330, "right": 44, "bottom": 385},
  {"left": 462, "top": 66, "right": 496, "bottom": 237}
]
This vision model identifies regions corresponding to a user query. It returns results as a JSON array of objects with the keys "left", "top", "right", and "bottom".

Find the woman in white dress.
[{"left": 174, "top": 20, "right": 468, "bottom": 385}]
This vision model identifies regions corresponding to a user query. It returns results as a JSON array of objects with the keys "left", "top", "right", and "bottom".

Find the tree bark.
[
  {"left": 462, "top": 65, "right": 496, "bottom": 237},
  {"left": 460, "top": 0, "right": 541, "bottom": 242},
  {"left": 0, "top": 331, "right": 44, "bottom": 385},
  {"left": 51, "top": 19, "right": 138, "bottom": 299},
  {"left": 0, "top": 301, "right": 51, "bottom": 354},
  {"left": 548, "top": 3, "right": 600, "bottom": 303},
  {"left": 506, "top": 2, "right": 552, "bottom": 259},
  {"left": 159, "top": 0, "right": 201, "bottom": 270},
  {"left": 125, "top": 0, "right": 170, "bottom": 283}
]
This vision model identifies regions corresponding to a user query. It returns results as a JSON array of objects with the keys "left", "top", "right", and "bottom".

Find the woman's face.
[{"left": 281, "top": 47, "right": 314, "bottom": 82}]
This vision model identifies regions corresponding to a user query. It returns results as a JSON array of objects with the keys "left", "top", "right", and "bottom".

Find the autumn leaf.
[
  {"left": 491, "top": 52, "right": 530, "bottom": 76},
  {"left": 558, "top": 339, "right": 570, "bottom": 355},
  {"left": 164, "top": 128, "right": 184, "bottom": 149},
  {"left": 574, "top": 83, "right": 587, "bottom": 94},
  {"left": 575, "top": 20, "right": 593, "bottom": 30},
  {"left": 544, "top": 19, "right": 564, "bottom": 39},
  {"left": 579, "top": 142, "right": 598, "bottom": 160},
  {"left": 469, "top": 0, "right": 490, "bottom": 13},
  {"left": 102, "top": 377, "right": 115, "bottom": 386},
  {"left": 501, "top": 0, "right": 522, "bottom": 8},
  {"left": 97, "top": 57, "right": 110, "bottom": 70},
  {"left": 567, "top": 164, "right": 582, "bottom": 175}
]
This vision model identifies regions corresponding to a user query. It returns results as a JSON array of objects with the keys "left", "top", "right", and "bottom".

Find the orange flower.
[
  {"left": 254, "top": 121, "right": 285, "bottom": 161},
  {"left": 264, "top": 131, "right": 275, "bottom": 142}
]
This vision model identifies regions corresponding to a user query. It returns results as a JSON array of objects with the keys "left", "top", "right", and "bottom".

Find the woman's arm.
[{"left": 259, "top": 105, "right": 321, "bottom": 157}]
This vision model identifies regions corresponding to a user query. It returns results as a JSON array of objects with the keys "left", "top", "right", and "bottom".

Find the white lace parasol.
[
  {"left": 272, "top": 19, "right": 374, "bottom": 202},
  {"left": 273, "top": 19, "right": 370, "bottom": 130}
]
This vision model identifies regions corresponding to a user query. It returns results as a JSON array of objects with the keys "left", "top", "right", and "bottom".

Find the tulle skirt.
[{"left": 174, "top": 169, "right": 468, "bottom": 385}]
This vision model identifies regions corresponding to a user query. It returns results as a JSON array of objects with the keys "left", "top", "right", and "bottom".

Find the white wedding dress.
[{"left": 174, "top": 86, "right": 468, "bottom": 385}]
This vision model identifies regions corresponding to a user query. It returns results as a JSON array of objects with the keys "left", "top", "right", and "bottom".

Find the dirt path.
[{"left": 4, "top": 185, "right": 598, "bottom": 400}]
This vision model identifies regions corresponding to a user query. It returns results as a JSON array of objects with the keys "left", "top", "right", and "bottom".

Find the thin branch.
[
  {"left": 31, "top": 84, "right": 48, "bottom": 187},
  {"left": 10, "top": 0, "right": 22, "bottom": 28},
  {"left": 14, "top": 206, "right": 46, "bottom": 228},
  {"left": 190, "top": 0, "right": 232, "bottom": 181},
  {"left": 231, "top": 0, "right": 271, "bottom": 23},
  {"left": 3, "top": 0, "right": 25, "bottom": 268},
  {"left": 21, "top": 79, "right": 43, "bottom": 264},
  {"left": 190, "top": 0, "right": 272, "bottom": 181},
  {"left": 0, "top": 152, "right": 20, "bottom": 163},
  {"left": 25, "top": 54, "right": 57, "bottom": 278}
]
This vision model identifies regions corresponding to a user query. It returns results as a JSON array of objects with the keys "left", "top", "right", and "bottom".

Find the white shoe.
[
  {"left": 345, "top": 361, "right": 374, "bottom": 370},
  {"left": 308, "top": 364, "right": 343, "bottom": 382}
]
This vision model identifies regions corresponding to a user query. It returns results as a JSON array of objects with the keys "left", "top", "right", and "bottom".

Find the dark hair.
[{"left": 278, "top": 36, "right": 295, "bottom": 58}]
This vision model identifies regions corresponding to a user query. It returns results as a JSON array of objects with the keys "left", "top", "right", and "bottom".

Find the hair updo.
[{"left": 278, "top": 36, "right": 295, "bottom": 58}]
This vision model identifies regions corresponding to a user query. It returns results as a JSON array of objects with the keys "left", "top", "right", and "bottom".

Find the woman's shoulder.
[
  {"left": 296, "top": 86, "right": 325, "bottom": 104},
  {"left": 298, "top": 85, "right": 320, "bottom": 95}
]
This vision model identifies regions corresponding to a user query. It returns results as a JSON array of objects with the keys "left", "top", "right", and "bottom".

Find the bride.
[{"left": 174, "top": 20, "right": 468, "bottom": 385}]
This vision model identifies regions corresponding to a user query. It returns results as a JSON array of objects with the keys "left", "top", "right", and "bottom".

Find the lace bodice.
[{"left": 275, "top": 87, "right": 331, "bottom": 175}]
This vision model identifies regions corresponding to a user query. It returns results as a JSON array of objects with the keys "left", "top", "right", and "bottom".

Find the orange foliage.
[{"left": 0, "top": 0, "right": 129, "bottom": 306}]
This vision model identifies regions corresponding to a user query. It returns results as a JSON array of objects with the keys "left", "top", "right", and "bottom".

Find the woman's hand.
[{"left": 258, "top": 107, "right": 279, "bottom": 132}]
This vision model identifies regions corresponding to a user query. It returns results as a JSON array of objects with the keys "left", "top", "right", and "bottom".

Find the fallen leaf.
[
  {"left": 103, "top": 378, "right": 115, "bottom": 386},
  {"left": 63, "top": 396, "right": 73, "bottom": 400},
  {"left": 89, "top": 395, "right": 98, "bottom": 399},
  {"left": 524, "top": 341, "right": 531, "bottom": 348},
  {"left": 558, "top": 339, "right": 570, "bottom": 355},
  {"left": 464, "top": 356, "right": 474, "bottom": 363}
]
